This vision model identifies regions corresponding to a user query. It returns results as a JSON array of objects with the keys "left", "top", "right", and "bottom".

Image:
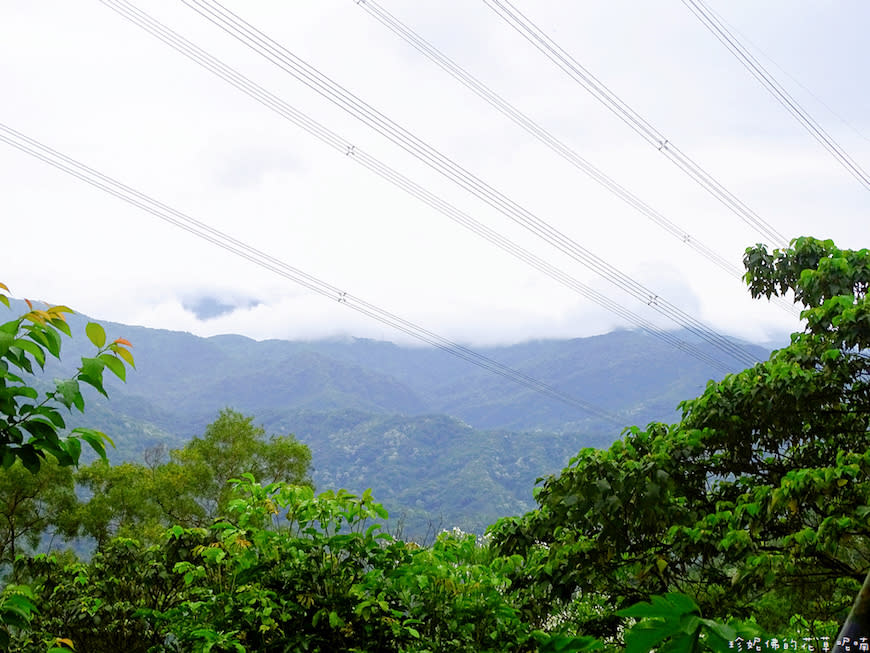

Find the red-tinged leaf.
[
  {"left": 24, "top": 298, "right": 32, "bottom": 310},
  {"left": 113, "top": 337, "right": 133, "bottom": 348}
]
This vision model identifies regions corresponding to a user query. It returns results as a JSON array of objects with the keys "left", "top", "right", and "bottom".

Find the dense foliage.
[
  {"left": 11, "top": 477, "right": 598, "bottom": 652},
  {"left": 491, "top": 237, "right": 868, "bottom": 636},
  {"left": 2, "top": 235, "right": 867, "bottom": 650},
  {"left": 73, "top": 408, "right": 313, "bottom": 546}
]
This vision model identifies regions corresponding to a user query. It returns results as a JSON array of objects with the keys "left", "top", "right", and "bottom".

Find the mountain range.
[{"left": 7, "top": 299, "right": 772, "bottom": 537}]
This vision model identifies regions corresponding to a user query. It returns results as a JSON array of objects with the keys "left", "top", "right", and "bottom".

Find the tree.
[
  {"left": 490, "top": 237, "right": 870, "bottom": 635},
  {"left": 73, "top": 409, "right": 314, "bottom": 545},
  {"left": 0, "top": 459, "right": 77, "bottom": 566},
  {"left": 72, "top": 461, "right": 165, "bottom": 549},
  {"left": 0, "top": 284, "right": 135, "bottom": 472},
  {"left": 165, "top": 408, "right": 313, "bottom": 525},
  {"left": 14, "top": 478, "right": 597, "bottom": 653}
]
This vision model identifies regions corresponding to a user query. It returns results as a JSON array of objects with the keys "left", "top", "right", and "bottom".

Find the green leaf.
[
  {"left": 624, "top": 622, "right": 676, "bottom": 653},
  {"left": 49, "top": 317, "right": 71, "bottom": 337},
  {"left": 328, "top": 610, "right": 344, "bottom": 628},
  {"left": 79, "top": 357, "right": 107, "bottom": 397},
  {"left": 32, "top": 323, "right": 62, "bottom": 358},
  {"left": 98, "top": 353, "right": 126, "bottom": 382},
  {"left": 664, "top": 592, "right": 700, "bottom": 616},
  {"left": 701, "top": 618, "right": 736, "bottom": 642},
  {"left": 86, "top": 322, "right": 106, "bottom": 348},
  {"left": 18, "top": 447, "right": 42, "bottom": 473},
  {"left": 114, "top": 345, "right": 135, "bottom": 368},
  {"left": 10, "top": 386, "right": 38, "bottom": 400},
  {"left": 72, "top": 427, "right": 114, "bottom": 460},
  {"left": 62, "top": 436, "right": 82, "bottom": 465},
  {"left": 0, "top": 331, "right": 14, "bottom": 357},
  {"left": 20, "top": 418, "right": 58, "bottom": 441},
  {"left": 12, "top": 338, "right": 46, "bottom": 368},
  {"left": 54, "top": 378, "right": 81, "bottom": 410}
]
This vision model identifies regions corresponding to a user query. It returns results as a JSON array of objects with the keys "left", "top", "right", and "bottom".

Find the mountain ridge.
[{"left": 4, "top": 298, "right": 772, "bottom": 537}]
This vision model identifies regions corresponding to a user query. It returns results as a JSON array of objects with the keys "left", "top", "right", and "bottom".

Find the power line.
[
  {"left": 700, "top": 2, "right": 870, "bottom": 148},
  {"left": 170, "top": 0, "right": 761, "bottom": 369},
  {"left": 681, "top": 0, "right": 870, "bottom": 191},
  {"left": 482, "top": 0, "right": 788, "bottom": 248},
  {"left": 0, "top": 122, "right": 626, "bottom": 426},
  {"left": 352, "top": 0, "right": 799, "bottom": 319},
  {"left": 97, "top": 0, "right": 745, "bottom": 374}
]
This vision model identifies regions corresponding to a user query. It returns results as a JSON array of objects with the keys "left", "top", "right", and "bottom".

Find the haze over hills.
[{"left": 7, "top": 299, "right": 772, "bottom": 536}]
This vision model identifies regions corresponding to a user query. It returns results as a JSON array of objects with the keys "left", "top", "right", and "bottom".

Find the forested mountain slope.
[{"left": 5, "top": 299, "right": 771, "bottom": 534}]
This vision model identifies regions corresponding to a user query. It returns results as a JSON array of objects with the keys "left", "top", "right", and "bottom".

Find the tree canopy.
[
  {"left": 491, "top": 236, "right": 870, "bottom": 634},
  {"left": 3, "top": 237, "right": 866, "bottom": 651}
]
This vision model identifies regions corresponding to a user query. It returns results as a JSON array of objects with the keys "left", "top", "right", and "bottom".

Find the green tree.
[
  {"left": 72, "top": 461, "right": 165, "bottom": 549},
  {"left": 15, "top": 479, "right": 594, "bottom": 653},
  {"left": 73, "top": 409, "right": 313, "bottom": 544},
  {"left": 0, "top": 459, "right": 77, "bottom": 566},
  {"left": 165, "top": 408, "right": 313, "bottom": 525},
  {"left": 0, "top": 284, "right": 135, "bottom": 472},
  {"left": 491, "top": 236, "right": 870, "bottom": 635}
]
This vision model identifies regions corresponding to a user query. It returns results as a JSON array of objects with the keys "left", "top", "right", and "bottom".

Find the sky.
[{"left": 2, "top": 0, "right": 869, "bottom": 351}]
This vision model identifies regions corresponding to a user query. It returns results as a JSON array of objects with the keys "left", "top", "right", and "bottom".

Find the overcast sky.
[{"left": 2, "top": 1, "right": 869, "bottom": 350}]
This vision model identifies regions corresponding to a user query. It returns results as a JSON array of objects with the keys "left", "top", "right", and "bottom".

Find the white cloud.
[{"left": 1, "top": 0, "right": 868, "bottom": 354}]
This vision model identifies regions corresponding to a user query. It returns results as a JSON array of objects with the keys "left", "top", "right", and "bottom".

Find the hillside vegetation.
[
  {"left": 1, "top": 236, "right": 866, "bottom": 651},
  {"left": 5, "top": 297, "right": 766, "bottom": 538}
]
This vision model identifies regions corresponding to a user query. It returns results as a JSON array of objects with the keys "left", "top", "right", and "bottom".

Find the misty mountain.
[{"left": 5, "top": 299, "right": 771, "bottom": 535}]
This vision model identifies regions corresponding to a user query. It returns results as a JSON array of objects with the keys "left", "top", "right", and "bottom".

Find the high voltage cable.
[
  {"left": 0, "top": 123, "right": 627, "bottom": 426},
  {"left": 170, "top": 0, "right": 760, "bottom": 369},
  {"left": 700, "top": 3, "right": 870, "bottom": 148},
  {"left": 681, "top": 0, "right": 870, "bottom": 192},
  {"left": 482, "top": 0, "right": 788, "bottom": 248},
  {"left": 97, "top": 0, "right": 743, "bottom": 374},
  {"left": 100, "top": 3, "right": 741, "bottom": 376},
  {"left": 354, "top": 1, "right": 735, "bottom": 278},
  {"left": 351, "top": 0, "right": 799, "bottom": 319}
]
